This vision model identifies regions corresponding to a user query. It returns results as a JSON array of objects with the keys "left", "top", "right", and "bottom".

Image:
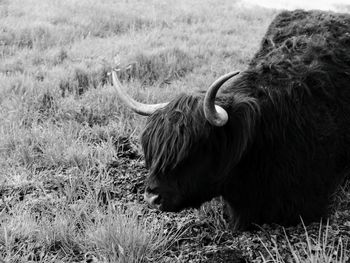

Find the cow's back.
[{"left": 221, "top": 10, "right": 350, "bottom": 228}]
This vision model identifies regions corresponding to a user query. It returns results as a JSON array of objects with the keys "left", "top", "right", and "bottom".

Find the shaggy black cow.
[{"left": 112, "top": 10, "right": 350, "bottom": 230}]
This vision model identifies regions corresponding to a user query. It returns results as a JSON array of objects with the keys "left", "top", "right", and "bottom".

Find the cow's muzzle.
[{"left": 143, "top": 190, "right": 161, "bottom": 209}]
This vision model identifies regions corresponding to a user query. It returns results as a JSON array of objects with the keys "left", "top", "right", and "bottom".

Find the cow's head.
[{"left": 111, "top": 70, "right": 239, "bottom": 211}]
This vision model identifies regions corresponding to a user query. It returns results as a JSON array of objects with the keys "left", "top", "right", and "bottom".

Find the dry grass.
[{"left": 260, "top": 222, "right": 349, "bottom": 263}]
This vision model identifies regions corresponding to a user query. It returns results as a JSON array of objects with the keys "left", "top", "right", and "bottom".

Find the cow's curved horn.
[
  {"left": 112, "top": 70, "right": 168, "bottom": 116},
  {"left": 204, "top": 71, "right": 240, "bottom": 126}
]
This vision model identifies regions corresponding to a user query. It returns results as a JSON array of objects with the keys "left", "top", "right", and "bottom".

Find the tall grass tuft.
[
  {"left": 85, "top": 205, "right": 183, "bottom": 262},
  {"left": 260, "top": 221, "right": 349, "bottom": 263}
]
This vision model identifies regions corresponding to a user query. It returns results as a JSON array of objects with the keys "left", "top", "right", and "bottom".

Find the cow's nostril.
[{"left": 153, "top": 194, "right": 161, "bottom": 205}]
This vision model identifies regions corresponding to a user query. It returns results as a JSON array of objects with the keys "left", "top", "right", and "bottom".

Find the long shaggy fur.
[
  {"left": 141, "top": 10, "right": 350, "bottom": 229},
  {"left": 142, "top": 95, "right": 208, "bottom": 174}
]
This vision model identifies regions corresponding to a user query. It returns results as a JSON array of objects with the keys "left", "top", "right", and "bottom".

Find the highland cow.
[{"left": 112, "top": 10, "right": 350, "bottom": 230}]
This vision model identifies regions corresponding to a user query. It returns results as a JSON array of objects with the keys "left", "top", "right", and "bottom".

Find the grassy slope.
[
  {"left": 0, "top": 0, "right": 349, "bottom": 262},
  {"left": 0, "top": 0, "right": 274, "bottom": 181}
]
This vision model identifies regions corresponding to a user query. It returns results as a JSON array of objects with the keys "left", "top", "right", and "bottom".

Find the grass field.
[{"left": 0, "top": 0, "right": 349, "bottom": 262}]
